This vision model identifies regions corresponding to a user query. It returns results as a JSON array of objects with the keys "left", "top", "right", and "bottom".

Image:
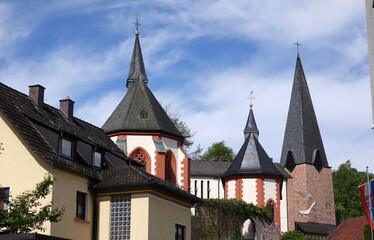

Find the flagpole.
[{"left": 366, "top": 166, "right": 373, "bottom": 240}]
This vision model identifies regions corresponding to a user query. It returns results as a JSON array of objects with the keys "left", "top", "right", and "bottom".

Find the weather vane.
[
  {"left": 294, "top": 41, "right": 301, "bottom": 55},
  {"left": 247, "top": 90, "right": 255, "bottom": 108},
  {"left": 132, "top": 12, "right": 142, "bottom": 35}
]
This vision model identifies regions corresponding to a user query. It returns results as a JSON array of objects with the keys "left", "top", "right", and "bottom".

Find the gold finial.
[
  {"left": 294, "top": 41, "right": 301, "bottom": 55},
  {"left": 132, "top": 12, "right": 142, "bottom": 35},
  {"left": 247, "top": 90, "right": 255, "bottom": 108}
]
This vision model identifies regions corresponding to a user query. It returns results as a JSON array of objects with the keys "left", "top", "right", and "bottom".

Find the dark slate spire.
[
  {"left": 223, "top": 133, "right": 282, "bottom": 177},
  {"left": 126, "top": 33, "right": 148, "bottom": 88},
  {"left": 280, "top": 55, "right": 329, "bottom": 171},
  {"left": 102, "top": 32, "right": 183, "bottom": 139},
  {"left": 244, "top": 106, "right": 259, "bottom": 140}
]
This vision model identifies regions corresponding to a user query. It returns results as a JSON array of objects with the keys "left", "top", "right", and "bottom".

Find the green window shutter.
[
  {"left": 116, "top": 138, "right": 127, "bottom": 151},
  {"left": 153, "top": 139, "right": 166, "bottom": 153}
]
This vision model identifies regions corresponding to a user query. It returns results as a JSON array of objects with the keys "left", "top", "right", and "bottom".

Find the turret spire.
[
  {"left": 244, "top": 91, "right": 259, "bottom": 140},
  {"left": 280, "top": 54, "right": 329, "bottom": 171},
  {"left": 127, "top": 14, "right": 148, "bottom": 88}
]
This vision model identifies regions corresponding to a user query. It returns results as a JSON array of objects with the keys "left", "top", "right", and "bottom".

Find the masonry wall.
[{"left": 287, "top": 164, "right": 336, "bottom": 227}]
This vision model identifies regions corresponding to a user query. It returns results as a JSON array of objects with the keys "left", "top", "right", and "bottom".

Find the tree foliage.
[
  {"left": 200, "top": 141, "right": 235, "bottom": 162},
  {"left": 163, "top": 104, "right": 195, "bottom": 150},
  {"left": 332, "top": 160, "right": 372, "bottom": 225},
  {"left": 281, "top": 230, "right": 310, "bottom": 240},
  {"left": 0, "top": 174, "right": 64, "bottom": 234}
]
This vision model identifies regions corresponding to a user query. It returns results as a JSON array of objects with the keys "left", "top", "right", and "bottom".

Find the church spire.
[
  {"left": 244, "top": 90, "right": 259, "bottom": 139},
  {"left": 280, "top": 54, "right": 329, "bottom": 171},
  {"left": 126, "top": 14, "right": 148, "bottom": 88},
  {"left": 244, "top": 106, "right": 259, "bottom": 140}
]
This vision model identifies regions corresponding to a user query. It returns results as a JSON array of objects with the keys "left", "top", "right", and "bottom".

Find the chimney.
[
  {"left": 60, "top": 97, "right": 75, "bottom": 122},
  {"left": 29, "top": 84, "right": 45, "bottom": 109}
]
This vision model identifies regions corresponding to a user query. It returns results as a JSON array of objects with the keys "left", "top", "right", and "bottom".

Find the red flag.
[{"left": 360, "top": 180, "right": 374, "bottom": 230}]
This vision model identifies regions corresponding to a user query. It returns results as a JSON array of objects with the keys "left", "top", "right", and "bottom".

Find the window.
[
  {"left": 0, "top": 187, "right": 9, "bottom": 211},
  {"left": 93, "top": 151, "right": 102, "bottom": 167},
  {"left": 194, "top": 180, "right": 197, "bottom": 196},
  {"left": 60, "top": 138, "right": 72, "bottom": 157},
  {"left": 110, "top": 194, "right": 131, "bottom": 240},
  {"left": 139, "top": 110, "right": 148, "bottom": 120},
  {"left": 175, "top": 224, "right": 185, "bottom": 240},
  {"left": 207, "top": 181, "right": 210, "bottom": 199},
  {"left": 201, "top": 180, "right": 204, "bottom": 198},
  {"left": 76, "top": 191, "right": 87, "bottom": 221}
]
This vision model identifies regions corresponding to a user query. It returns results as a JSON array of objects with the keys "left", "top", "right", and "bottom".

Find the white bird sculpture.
[{"left": 295, "top": 191, "right": 316, "bottom": 217}]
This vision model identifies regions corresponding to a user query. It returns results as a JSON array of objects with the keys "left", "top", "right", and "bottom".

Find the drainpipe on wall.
[{"left": 91, "top": 181, "right": 98, "bottom": 240}]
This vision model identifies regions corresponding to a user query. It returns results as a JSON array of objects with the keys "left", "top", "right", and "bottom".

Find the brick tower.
[{"left": 280, "top": 54, "right": 336, "bottom": 233}]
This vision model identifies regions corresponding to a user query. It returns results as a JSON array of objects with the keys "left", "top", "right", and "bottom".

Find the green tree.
[
  {"left": 0, "top": 174, "right": 64, "bottom": 234},
  {"left": 200, "top": 141, "right": 235, "bottom": 162},
  {"left": 163, "top": 104, "right": 195, "bottom": 151},
  {"left": 332, "top": 160, "right": 372, "bottom": 225},
  {"left": 281, "top": 230, "right": 308, "bottom": 240}
]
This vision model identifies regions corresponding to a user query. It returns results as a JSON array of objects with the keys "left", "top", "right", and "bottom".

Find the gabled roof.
[
  {"left": 0, "top": 82, "right": 135, "bottom": 179},
  {"left": 280, "top": 55, "right": 329, "bottom": 169},
  {"left": 190, "top": 161, "right": 232, "bottom": 177},
  {"left": 102, "top": 34, "right": 183, "bottom": 139},
  {"left": 244, "top": 107, "right": 259, "bottom": 139},
  {"left": 223, "top": 133, "right": 282, "bottom": 177}
]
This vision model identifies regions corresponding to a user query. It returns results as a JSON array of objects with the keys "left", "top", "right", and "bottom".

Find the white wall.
[
  {"left": 242, "top": 178, "right": 257, "bottom": 204},
  {"left": 189, "top": 177, "right": 224, "bottom": 199},
  {"left": 264, "top": 178, "right": 277, "bottom": 203},
  {"left": 127, "top": 135, "right": 157, "bottom": 175},
  {"left": 280, "top": 179, "right": 288, "bottom": 232},
  {"left": 227, "top": 180, "right": 236, "bottom": 199}
]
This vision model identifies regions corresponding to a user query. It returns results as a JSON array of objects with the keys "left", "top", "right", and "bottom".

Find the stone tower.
[{"left": 280, "top": 54, "right": 336, "bottom": 232}]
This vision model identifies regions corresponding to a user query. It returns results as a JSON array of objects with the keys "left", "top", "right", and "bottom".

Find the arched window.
[
  {"left": 285, "top": 151, "right": 296, "bottom": 172},
  {"left": 165, "top": 150, "right": 176, "bottom": 185},
  {"left": 139, "top": 110, "right": 148, "bottom": 120},
  {"left": 130, "top": 147, "right": 151, "bottom": 173}
]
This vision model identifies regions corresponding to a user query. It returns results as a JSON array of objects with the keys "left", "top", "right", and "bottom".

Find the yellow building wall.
[
  {"left": 130, "top": 195, "right": 150, "bottom": 240},
  {"left": 0, "top": 113, "right": 53, "bottom": 234},
  {"left": 51, "top": 169, "right": 92, "bottom": 240},
  {"left": 98, "top": 196, "right": 111, "bottom": 240},
  {"left": 0, "top": 113, "right": 92, "bottom": 240},
  {"left": 143, "top": 194, "right": 191, "bottom": 240}
]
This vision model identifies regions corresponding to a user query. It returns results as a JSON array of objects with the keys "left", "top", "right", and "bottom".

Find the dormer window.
[
  {"left": 93, "top": 151, "right": 102, "bottom": 167},
  {"left": 139, "top": 111, "right": 148, "bottom": 120},
  {"left": 60, "top": 138, "right": 72, "bottom": 158}
]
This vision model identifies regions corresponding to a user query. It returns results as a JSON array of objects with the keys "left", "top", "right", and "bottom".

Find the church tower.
[
  {"left": 102, "top": 27, "right": 190, "bottom": 191},
  {"left": 280, "top": 54, "right": 336, "bottom": 232},
  {"left": 223, "top": 103, "right": 284, "bottom": 226}
]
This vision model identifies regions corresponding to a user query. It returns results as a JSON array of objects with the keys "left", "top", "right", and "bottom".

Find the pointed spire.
[
  {"left": 280, "top": 54, "right": 329, "bottom": 171},
  {"left": 224, "top": 133, "right": 282, "bottom": 177},
  {"left": 244, "top": 107, "right": 259, "bottom": 140},
  {"left": 127, "top": 15, "right": 148, "bottom": 88}
]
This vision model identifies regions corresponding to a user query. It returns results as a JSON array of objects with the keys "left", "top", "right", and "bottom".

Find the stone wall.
[{"left": 191, "top": 199, "right": 280, "bottom": 240}]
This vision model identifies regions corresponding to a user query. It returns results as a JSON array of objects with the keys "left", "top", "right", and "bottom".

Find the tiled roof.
[
  {"left": 0, "top": 82, "right": 135, "bottom": 179},
  {"left": 102, "top": 34, "right": 183, "bottom": 139},
  {"left": 244, "top": 107, "right": 259, "bottom": 140},
  {"left": 326, "top": 216, "right": 367, "bottom": 240},
  {"left": 190, "top": 161, "right": 232, "bottom": 177},
  {"left": 94, "top": 161, "right": 201, "bottom": 204},
  {"left": 280, "top": 55, "right": 329, "bottom": 169},
  {"left": 224, "top": 133, "right": 283, "bottom": 177}
]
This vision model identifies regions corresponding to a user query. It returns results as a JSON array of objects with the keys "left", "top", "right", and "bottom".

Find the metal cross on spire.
[
  {"left": 248, "top": 90, "right": 255, "bottom": 108},
  {"left": 132, "top": 12, "right": 142, "bottom": 35},
  {"left": 294, "top": 41, "right": 301, "bottom": 55}
]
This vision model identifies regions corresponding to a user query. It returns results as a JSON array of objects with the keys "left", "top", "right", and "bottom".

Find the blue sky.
[{"left": 0, "top": 0, "right": 372, "bottom": 172}]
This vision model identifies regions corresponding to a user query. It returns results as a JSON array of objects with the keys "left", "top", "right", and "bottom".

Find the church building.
[
  {"left": 102, "top": 29, "right": 190, "bottom": 192},
  {"left": 190, "top": 53, "right": 336, "bottom": 239}
]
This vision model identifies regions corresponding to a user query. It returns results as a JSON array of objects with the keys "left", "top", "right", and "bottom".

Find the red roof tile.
[{"left": 327, "top": 216, "right": 367, "bottom": 240}]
